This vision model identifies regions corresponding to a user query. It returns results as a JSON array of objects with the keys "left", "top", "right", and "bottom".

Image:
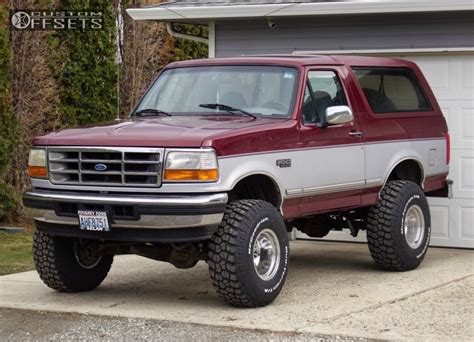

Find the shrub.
[
  {"left": 0, "top": 3, "right": 19, "bottom": 221},
  {"left": 55, "top": 0, "right": 118, "bottom": 126}
]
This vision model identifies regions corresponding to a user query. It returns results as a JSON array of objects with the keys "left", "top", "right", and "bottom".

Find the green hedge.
[
  {"left": 0, "top": 4, "right": 19, "bottom": 220},
  {"left": 171, "top": 24, "right": 208, "bottom": 61},
  {"left": 55, "top": 0, "right": 118, "bottom": 126}
]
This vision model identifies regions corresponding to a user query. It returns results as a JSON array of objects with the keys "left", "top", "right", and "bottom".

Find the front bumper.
[{"left": 23, "top": 189, "right": 228, "bottom": 242}]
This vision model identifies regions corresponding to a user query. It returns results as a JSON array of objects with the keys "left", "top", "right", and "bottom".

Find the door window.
[{"left": 302, "top": 71, "right": 348, "bottom": 124}]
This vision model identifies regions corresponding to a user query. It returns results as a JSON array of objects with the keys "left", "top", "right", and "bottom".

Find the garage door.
[{"left": 296, "top": 53, "right": 474, "bottom": 248}]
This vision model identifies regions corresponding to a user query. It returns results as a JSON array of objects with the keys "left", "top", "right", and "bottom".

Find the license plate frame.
[{"left": 78, "top": 210, "right": 110, "bottom": 232}]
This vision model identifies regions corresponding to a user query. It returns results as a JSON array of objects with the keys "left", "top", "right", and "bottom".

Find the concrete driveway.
[{"left": 1, "top": 240, "right": 473, "bottom": 340}]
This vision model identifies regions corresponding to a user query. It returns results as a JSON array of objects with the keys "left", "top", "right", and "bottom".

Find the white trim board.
[
  {"left": 208, "top": 22, "right": 216, "bottom": 58},
  {"left": 293, "top": 48, "right": 474, "bottom": 56},
  {"left": 126, "top": 1, "right": 474, "bottom": 22}
]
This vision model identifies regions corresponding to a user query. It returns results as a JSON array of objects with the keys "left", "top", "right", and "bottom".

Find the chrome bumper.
[{"left": 23, "top": 189, "right": 228, "bottom": 230}]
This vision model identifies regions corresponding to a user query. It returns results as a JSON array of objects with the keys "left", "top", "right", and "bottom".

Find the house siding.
[{"left": 215, "top": 12, "right": 474, "bottom": 57}]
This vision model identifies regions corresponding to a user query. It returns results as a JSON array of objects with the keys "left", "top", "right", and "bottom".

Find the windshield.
[{"left": 134, "top": 65, "right": 299, "bottom": 118}]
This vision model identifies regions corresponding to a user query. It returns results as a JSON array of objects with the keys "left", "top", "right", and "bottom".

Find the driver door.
[{"left": 297, "top": 67, "right": 365, "bottom": 215}]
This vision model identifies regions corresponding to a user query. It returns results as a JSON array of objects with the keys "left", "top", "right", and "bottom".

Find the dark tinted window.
[{"left": 353, "top": 68, "right": 431, "bottom": 113}]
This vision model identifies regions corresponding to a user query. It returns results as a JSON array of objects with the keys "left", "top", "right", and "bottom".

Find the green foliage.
[
  {"left": 0, "top": 0, "right": 210, "bottom": 221},
  {"left": 0, "top": 3, "right": 19, "bottom": 220},
  {"left": 170, "top": 24, "right": 208, "bottom": 61},
  {"left": 173, "top": 38, "right": 208, "bottom": 61},
  {"left": 55, "top": 0, "right": 118, "bottom": 127},
  {"left": 0, "top": 184, "right": 17, "bottom": 219}
]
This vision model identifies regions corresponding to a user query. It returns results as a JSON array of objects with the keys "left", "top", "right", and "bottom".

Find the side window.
[
  {"left": 353, "top": 67, "right": 432, "bottom": 114},
  {"left": 303, "top": 71, "right": 348, "bottom": 124}
]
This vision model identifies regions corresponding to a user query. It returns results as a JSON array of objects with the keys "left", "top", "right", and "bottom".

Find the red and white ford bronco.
[{"left": 24, "top": 56, "right": 451, "bottom": 307}]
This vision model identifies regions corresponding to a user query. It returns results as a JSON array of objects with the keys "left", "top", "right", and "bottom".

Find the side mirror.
[{"left": 324, "top": 106, "right": 353, "bottom": 125}]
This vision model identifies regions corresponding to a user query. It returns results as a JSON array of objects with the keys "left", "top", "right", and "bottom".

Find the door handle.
[{"left": 349, "top": 130, "right": 363, "bottom": 137}]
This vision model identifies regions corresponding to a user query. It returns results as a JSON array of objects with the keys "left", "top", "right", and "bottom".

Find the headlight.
[
  {"left": 28, "top": 148, "right": 47, "bottom": 178},
  {"left": 164, "top": 150, "right": 218, "bottom": 182}
]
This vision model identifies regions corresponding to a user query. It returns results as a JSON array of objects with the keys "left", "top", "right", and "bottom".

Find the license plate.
[{"left": 78, "top": 210, "right": 110, "bottom": 231}]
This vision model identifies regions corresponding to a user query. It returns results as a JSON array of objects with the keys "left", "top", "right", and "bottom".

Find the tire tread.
[
  {"left": 366, "top": 180, "right": 428, "bottom": 271},
  {"left": 208, "top": 199, "right": 285, "bottom": 307},
  {"left": 33, "top": 230, "right": 112, "bottom": 292}
]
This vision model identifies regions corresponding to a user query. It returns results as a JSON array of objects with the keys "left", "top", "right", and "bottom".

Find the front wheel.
[
  {"left": 208, "top": 200, "right": 289, "bottom": 307},
  {"left": 33, "top": 230, "right": 113, "bottom": 292},
  {"left": 366, "top": 180, "right": 431, "bottom": 271}
]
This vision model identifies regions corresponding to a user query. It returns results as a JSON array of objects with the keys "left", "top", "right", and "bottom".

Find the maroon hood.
[{"left": 33, "top": 115, "right": 287, "bottom": 148}]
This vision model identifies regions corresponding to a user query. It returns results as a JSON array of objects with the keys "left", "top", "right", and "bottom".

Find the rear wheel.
[
  {"left": 208, "top": 200, "right": 289, "bottom": 307},
  {"left": 366, "top": 180, "right": 431, "bottom": 271},
  {"left": 33, "top": 230, "right": 113, "bottom": 292}
]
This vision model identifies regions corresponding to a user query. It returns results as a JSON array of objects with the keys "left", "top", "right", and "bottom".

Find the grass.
[{"left": 0, "top": 230, "right": 34, "bottom": 275}]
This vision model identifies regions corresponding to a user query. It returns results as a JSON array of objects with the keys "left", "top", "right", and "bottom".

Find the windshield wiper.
[
  {"left": 134, "top": 108, "right": 172, "bottom": 117},
  {"left": 199, "top": 103, "right": 256, "bottom": 119}
]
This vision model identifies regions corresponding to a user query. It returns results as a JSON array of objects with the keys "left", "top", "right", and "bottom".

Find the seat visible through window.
[
  {"left": 303, "top": 70, "right": 348, "bottom": 124},
  {"left": 362, "top": 88, "right": 396, "bottom": 113},
  {"left": 353, "top": 67, "right": 432, "bottom": 114},
  {"left": 313, "top": 91, "right": 335, "bottom": 119}
]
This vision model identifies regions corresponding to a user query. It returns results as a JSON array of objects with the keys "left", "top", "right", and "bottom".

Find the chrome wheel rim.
[
  {"left": 404, "top": 205, "right": 425, "bottom": 249},
  {"left": 252, "top": 229, "right": 280, "bottom": 281},
  {"left": 74, "top": 241, "right": 102, "bottom": 269}
]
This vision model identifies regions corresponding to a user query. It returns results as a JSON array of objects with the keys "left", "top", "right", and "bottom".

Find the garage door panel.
[
  {"left": 436, "top": 101, "right": 474, "bottom": 150},
  {"left": 462, "top": 56, "right": 474, "bottom": 90},
  {"left": 461, "top": 107, "right": 474, "bottom": 145},
  {"left": 428, "top": 199, "right": 474, "bottom": 248},
  {"left": 428, "top": 202, "right": 450, "bottom": 239},
  {"left": 443, "top": 199, "right": 474, "bottom": 248},
  {"left": 414, "top": 55, "right": 473, "bottom": 100},
  {"left": 461, "top": 206, "right": 474, "bottom": 239},
  {"left": 460, "top": 157, "right": 474, "bottom": 196},
  {"left": 414, "top": 56, "right": 450, "bottom": 92},
  {"left": 449, "top": 149, "right": 474, "bottom": 199}
]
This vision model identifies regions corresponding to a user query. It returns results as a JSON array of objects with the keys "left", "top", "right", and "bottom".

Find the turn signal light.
[
  {"left": 164, "top": 169, "right": 218, "bottom": 181},
  {"left": 28, "top": 166, "right": 47, "bottom": 178},
  {"left": 28, "top": 148, "right": 47, "bottom": 178}
]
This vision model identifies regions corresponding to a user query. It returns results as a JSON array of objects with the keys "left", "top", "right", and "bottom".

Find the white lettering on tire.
[{"left": 417, "top": 225, "right": 431, "bottom": 259}]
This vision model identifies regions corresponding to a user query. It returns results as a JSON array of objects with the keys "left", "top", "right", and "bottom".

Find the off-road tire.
[
  {"left": 33, "top": 230, "right": 113, "bottom": 292},
  {"left": 366, "top": 180, "right": 431, "bottom": 271},
  {"left": 208, "top": 200, "right": 289, "bottom": 308}
]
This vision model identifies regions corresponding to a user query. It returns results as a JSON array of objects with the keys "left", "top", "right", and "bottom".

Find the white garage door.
[
  {"left": 410, "top": 54, "right": 474, "bottom": 248},
  {"left": 296, "top": 53, "right": 474, "bottom": 248}
]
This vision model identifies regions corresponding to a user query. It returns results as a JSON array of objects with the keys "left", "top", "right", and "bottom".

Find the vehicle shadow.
[
  {"left": 68, "top": 242, "right": 380, "bottom": 307},
  {"left": 44, "top": 242, "right": 454, "bottom": 311}
]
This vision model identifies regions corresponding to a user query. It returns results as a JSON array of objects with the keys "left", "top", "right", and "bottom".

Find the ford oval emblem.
[{"left": 94, "top": 163, "right": 108, "bottom": 171}]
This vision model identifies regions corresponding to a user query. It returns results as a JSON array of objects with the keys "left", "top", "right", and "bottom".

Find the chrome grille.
[{"left": 48, "top": 147, "right": 164, "bottom": 187}]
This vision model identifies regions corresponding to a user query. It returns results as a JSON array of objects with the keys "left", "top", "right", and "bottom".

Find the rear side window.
[{"left": 353, "top": 67, "right": 432, "bottom": 114}]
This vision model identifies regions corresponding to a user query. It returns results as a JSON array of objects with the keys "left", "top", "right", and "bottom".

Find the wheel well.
[
  {"left": 228, "top": 175, "right": 281, "bottom": 209},
  {"left": 387, "top": 159, "right": 423, "bottom": 186}
]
